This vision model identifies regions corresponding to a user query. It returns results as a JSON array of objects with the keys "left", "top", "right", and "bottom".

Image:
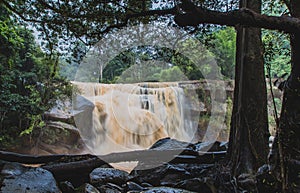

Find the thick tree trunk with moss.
[{"left": 228, "top": 0, "right": 269, "bottom": 183}]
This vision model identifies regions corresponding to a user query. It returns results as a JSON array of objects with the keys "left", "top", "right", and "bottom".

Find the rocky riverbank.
[
  {"left": 0, "top": 137, "right": 281, "bottom": 193},
  {"left": 0, "top": 138, "right": 231, "bottom": 193}
]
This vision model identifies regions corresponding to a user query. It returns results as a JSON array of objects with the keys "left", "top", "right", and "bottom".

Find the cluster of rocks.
[{"left": 0, "top": 138, "right": 228, "bottom": 193}]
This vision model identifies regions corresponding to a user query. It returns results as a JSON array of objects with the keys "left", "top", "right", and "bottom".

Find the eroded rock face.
[{"left": 0, "top": 162, "right": 60, "bottom": 193}]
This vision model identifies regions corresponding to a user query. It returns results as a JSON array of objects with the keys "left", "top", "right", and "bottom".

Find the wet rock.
[
  {"left": 142, "top": 187, "right": 196, "bottom": 193},
  {"left": 179, "top": 164, "right": 213, "bottom": 177},
  {"left": 126, "top": 181, "right": 145, "bottom": 191},
  {"left": 130, "top": 138, "right": 220, "bottom": 187},
  {"left": 132, "top": 138, "right": 199, "bottom": 171},
  {"left": 130, "top": 163, "right": 213, "bottom": 187},
  {"left": 130, "top": 163, "right": 185, "bottom": 186},
  {"left": 90, "top": 168, "right": 129, "bottom": 186},
  {"left": 98, "top": 183, "right": 123, "bottom": 193},
  {"left": 0, "top": 162, "right": 60, "bottom": 193},
  {"left": 107, "top": 183, "right": 123, "bottom": 191},
  {"left": 76, "top": 183, "right": 100, "bottom": 193},
  {"left": 149, "top": 138, "right": 227, "bottom": 162},
  {"left": 194, "top": 141, "right": 228, "bottom": 152},
  {"left": 60, "top": 181, "right": 75, "bottom": 193},
  {"left": 149, "top": 138, "right": 192, "bottom": 151},
  {"left": 175, "top": 178, "right": 212, "bottom": 192}
]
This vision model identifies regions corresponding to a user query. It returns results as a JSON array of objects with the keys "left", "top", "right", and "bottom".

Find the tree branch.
[
  {"left": 174, "top": 7, "right": 300, "bottom": 33},
  {"left": 91, "top": 6, "right": 300, "bottom": 35},
  {"left": 99, "top": 8, "right": 177, "bottom": 34}
]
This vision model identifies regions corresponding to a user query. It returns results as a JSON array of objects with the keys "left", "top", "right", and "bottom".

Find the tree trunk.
[
  {"left": 228, "top": 0, "right": 269, "bottom": 186},
  {"left": 273, "top": 1, "right": 300, "bottom": 192}
]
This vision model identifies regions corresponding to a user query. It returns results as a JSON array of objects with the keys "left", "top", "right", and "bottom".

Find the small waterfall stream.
[{"left": 72, "top": 82, "right": 199, "bottom": 155}]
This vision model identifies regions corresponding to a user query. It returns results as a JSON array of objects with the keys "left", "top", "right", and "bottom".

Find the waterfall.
[{"left": 72, "top": 82, "right": 198, "bottom": 155}]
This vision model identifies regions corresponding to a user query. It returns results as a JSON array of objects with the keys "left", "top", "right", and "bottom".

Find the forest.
[{"left": 0, "top": 0, "right": 299, "bottom": 193}]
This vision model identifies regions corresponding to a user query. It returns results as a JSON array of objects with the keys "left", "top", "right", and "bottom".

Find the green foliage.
[
  {"left": 263, "top": 30, "right": 291, "bottom": 78},
  {"left": 262, "top": 0, "right": 291, "bottom": 78},
  {"left": 208, "top": 27, "right": 236, "bottom": 79},
  {"left": 102, "top": 51, "right": 136, "bottom": 83},
  {"left": 158, "top": 66, "right": 188, "bottom": 82},
  {"left": 98, "top": 43, "right": 216, "bottom": 83},
  {"left": 203, "top": 25, "right": 290, "bottom": 80},
  {"left": 0, "top": 6, "right": 72, "bottom": 148}
]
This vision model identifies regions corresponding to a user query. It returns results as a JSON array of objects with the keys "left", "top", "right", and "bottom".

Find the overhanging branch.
[
  {"left": 99, "top": 8, "right": 177, "bottom": 34},
  {"left": 175, "top": 7, "right": 300, "bottom": 33},
  {"left": 91, "top": 6, "right": 300, "bottom": 35}
]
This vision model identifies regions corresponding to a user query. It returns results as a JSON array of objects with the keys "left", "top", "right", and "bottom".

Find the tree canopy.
[{"left": 3, "top": 0, "right": 300, "bottom": 53}]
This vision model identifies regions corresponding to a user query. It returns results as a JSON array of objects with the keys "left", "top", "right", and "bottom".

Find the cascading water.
[{"left": 72, "top": 82, "right": 199, "bottom": 155}]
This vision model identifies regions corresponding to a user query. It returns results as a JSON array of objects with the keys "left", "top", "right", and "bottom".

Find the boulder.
[
  {"left": 130, "top": 138, "right": 225, "bottom": 190},
  {"left": 90, "top": 168, "right": 129, "bottom": 186},
  {"left": 30, "top": 121, "right": 86, "bottom": 155},
  {"left": 149, "top": 138, "right": 193, "bottom": 151},
  {"left": 44, "top": 112, "right": 75, "bottom": 126},
  {"left": 0, "top": 162, "right": 60, "bottom": 193},
  {"left": 98, "top": 183, "right": 123, "bottom": 193},
  {"left": 126, "top": 181, "right": 146, "bottom": 192},
  {"left": 130, "top": 163, "right": 213, "bottom": 187},
  {"left": 76, "top": 183, "right": 100, "bottom": 193},
  {"left": 60, "top": 181, "right": 76, "bottom": 193},
  {"left": 174, "top": 178, "right": 213, "bottom": 192}
]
